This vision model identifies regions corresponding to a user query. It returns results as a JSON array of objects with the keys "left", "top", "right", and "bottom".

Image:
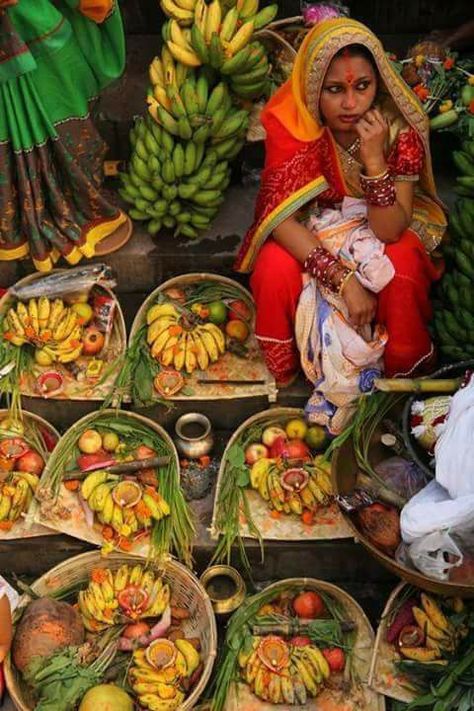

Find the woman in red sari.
[{"left": 235, "top": 18, "right": 447, "bottom": 386}]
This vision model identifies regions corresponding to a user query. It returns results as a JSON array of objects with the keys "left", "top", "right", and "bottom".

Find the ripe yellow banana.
[
  {"left": 201, "top": 322, "right": 225, "bottom": 353},
  {"left": 149, "top": 56, "right": 165, "bottom": 87},
  {"left": 226, "top": 19, "right": 255, "bottom": 56},
  {"left": 184, "top": 333, "right": 197, "bottom": 374},
  {"left": 148, "top": 318, "right": 176, "bottom": 346},
  {"left": 147, "top": 303, "right": 180, "bottom": 324},
  {"left": 192, "top": 331, "right": 209, "bottom": 370},
  {"left": 47, "top": 298, "right": 66, "bottom": 331},
  {"left": 173, "top": 332, "right": 187, "bottom": 370},
  {"left": 194, "top": 0, "right": 208, "bottom": 34},
  {"left": 16, "top": 302, "right": 30, "bottom": 330},
  {"left": 153, "top": 84, "right": 172, "bottom": 111},
  {"left": 28, "top": 298, "right": 40, "bottom": 335},
  {"left": 38, "top": 296, "right": 51, "bottom": 329},
  {"left": 196, "top": 325, "right": 219, "bottom": 362},
  {"left": 160, "top": 0, "right": 194, "bottom": 25},
  {"left": 167, "top": 40, "right": 201, "bottom": 67},
  {"left": 204, "top": 0, "right": 222, "bottom": 43},
  {"left": 174, "top": 0, "right": 197, "bottom": 11}
]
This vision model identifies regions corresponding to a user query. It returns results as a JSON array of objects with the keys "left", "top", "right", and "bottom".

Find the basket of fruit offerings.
[
  {"left": 211, "top": 407, "right": 351, "bottom": 572},
  {"left": 123, "top": 273, "right": 275, "bottom": 406},
  {"left": 0, "top": 265, "right": 126, "bottom": 403},
  {"left": 31, "top": 410, "right": 194, "bottom": 563},
  {"left": 0, "top": 409, "right": 58, "bottom": 539},
  {"left": 211, "top": 577, "right": 384, "bottom": 710},
  {"left": 5, "top": 551, "right": 217, "bottom": 711},
  {"left": 369, "top": 582, "right": 474, "bottom": 707}
]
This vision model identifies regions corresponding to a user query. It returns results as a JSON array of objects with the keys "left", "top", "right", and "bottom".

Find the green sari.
[{"left": 0, "top": 0, "right": 127, "bottom": 271}]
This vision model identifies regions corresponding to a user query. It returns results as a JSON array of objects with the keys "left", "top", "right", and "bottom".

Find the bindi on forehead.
[{"left": 342, "top": 48, "right": 355, "bottom": 85}]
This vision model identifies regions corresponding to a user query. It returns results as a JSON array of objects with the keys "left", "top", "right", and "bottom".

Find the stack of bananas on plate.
[
  {"left": 80, "top": 469, "right": 171, "bottom": 540},
  {"left": 146, "top": 301, "right": 226, "bottom": 372},
  {"left": 120, "top": 0, "right": 277, "bottom": 238},
  {"left": 77, "top": 564, "right": 170, "bottom": 631},
  {"left": 0, "top": 471, "right": 39, "bottom": 529},
  {"left": 434, "top": 138, "right": 474, "bottom": 361},
  {"left": 238, "top": 635, "right": 331, "bottom": 705},
  {"left": 2, "top": 297, "right": 83, "bottom": 364}
]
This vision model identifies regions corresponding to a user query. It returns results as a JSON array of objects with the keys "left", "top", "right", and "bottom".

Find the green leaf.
[
  {"left": 227, "top": 445, "right": 245, "bottom": 468},
  {"left": 236, "top": 468, "right": 250, "bottom": 487}
]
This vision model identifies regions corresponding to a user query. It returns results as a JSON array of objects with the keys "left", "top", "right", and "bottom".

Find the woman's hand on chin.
[
  {"left": 356, "top": 108, "right": 389, "bottom": 174},
  {"left": 342, "top": 275, "right": 377, "bottom": 327}
]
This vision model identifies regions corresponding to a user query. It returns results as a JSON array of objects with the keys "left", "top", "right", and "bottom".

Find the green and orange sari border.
[{"left": 239, "top": 175, "right": 329, "bottom": 273}]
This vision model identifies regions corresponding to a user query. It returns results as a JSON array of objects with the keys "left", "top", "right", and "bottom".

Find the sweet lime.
[
  {"left": 207, "top": 300, "right": 227, "bottom": 325},
  {"left": 305, "top": 425, "right": 328, "bottom": 451}
]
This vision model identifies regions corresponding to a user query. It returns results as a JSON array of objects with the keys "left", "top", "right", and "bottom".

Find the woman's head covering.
[{"left": 235, "top": 18, "right": 446, "bottom": 273}]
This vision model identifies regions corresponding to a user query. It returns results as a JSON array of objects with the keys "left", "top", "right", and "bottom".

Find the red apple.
[
  {"left": 228, "top": 299, "right": 252, "bottom": 322},
  {"left": 270, "top": 437, "right": 311, "bottom": 462},
  {"left": 136, "top": 445, "right": 156, "bottom": 459},
  {"left": 269, "top": 435, "right": 288, "bottom": 458},
  {"left": 262, "top": 426, "right": 287, "bottom": 447},
  {"left": 77, "top": 450, "right": 111, "bottom": 471},
  {"left": 16, "top": 450, "right": 45, "bottom": 476},
  {"left": 82, "top": 326, "right": 105, "bottom": 356},
  {"left": 245, "top": 443, "right": 269, "bottom": 464}
]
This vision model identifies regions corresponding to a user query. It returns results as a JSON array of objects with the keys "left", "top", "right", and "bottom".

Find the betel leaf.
[
  {"left": 236, "top": 468, "right": 250, "bottom": 488},
  {"left": 227, "top": 445, "right": 245, "bottom": 468}
]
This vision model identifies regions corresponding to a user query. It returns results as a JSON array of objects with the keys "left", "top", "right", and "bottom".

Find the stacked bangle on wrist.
[
  {"left": 360, "top": 169, "right": 396, "bottom": 207},
  {"left": 303, "top": 246, "right": 355, "bottom": 295}
]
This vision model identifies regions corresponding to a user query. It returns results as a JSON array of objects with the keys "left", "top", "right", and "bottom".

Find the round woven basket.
[
  {"left": 0, "top": 269, "right": 127, "bottom": 402},
  {"left": 4, "top": 550, "right": 217, "bottom": 711},
  {"left": 225, "top": 576, "right": 385, "bottom": 711},
  {"left": 212, "top": 405, "right": 303, "bottom": 536},
  {"left": 129, "top": 272, "right": 255, "bottom": 341},
  {"left": 0, "top": 408, "right": 60, "bottom": 540},
  {"left": 331, "top": 419, "right": 474, "bottom": 597},
  {"left": 32, "top": 408, "right": 182, "bottom": 555}
]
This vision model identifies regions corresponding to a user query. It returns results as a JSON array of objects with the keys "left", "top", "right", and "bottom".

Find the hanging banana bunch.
[{"left": 121, "top": 0, "right": 278, "bottom": 238}]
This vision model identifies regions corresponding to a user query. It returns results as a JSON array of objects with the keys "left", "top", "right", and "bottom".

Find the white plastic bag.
[
  {"left": 405, "top": 531, "right": 463, "bottom": 581},
  {"left": 400, "top": 479, "right": 474, "bottom": 543},
  {"left": 435, "top": 376, "right": 474, "bottom": 498}
]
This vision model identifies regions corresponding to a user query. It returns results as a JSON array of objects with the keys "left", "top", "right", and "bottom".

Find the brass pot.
[
  {"left": 200, "top": 565, "right": 246, "bottom": 615},
  {"left": 174, "top": 413, "right": 214, "bottom": 459}
]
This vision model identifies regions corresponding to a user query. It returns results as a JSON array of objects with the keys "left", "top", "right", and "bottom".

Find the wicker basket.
[
  {"left": 4, "top": 550, "right": 217, "bottom": 711},
  {"left": 0, "top": 408, "right": 60, "bottom": 540},
  {"left": 211, "top": 406, "right": 350, "bottom": 542},
  {"left": 0, "top": 270, "right": 127, "bottom": 402},
  {"left": 368, "top": 582, "right": 416, "bottom": 703},
  {"left": 331, "top": 419, "right": 474, "bottom": 597},
  {"left": 129, "top": 272, "right": 275, "bottom": 403},
  {"left": 32, "top": 409, "right": 181, "bottom": 557},
  {"left": 225, "top": 577, "right": 385, "bottom": 711}
]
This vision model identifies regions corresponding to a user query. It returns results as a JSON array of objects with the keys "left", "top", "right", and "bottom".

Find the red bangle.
[
  {"left": 360, "top": 169, "right": 396, "bottom": 207},
  {"left": 304, "top": 247, "right": 353, "bottom": 295}
]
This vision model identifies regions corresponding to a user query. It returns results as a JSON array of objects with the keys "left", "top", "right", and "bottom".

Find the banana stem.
[
  {"left": 374, "top": 377, "right": 460, "bottom": 393},
  {"left": 63, "top": 456, "right": 170, "bottom": 480}
]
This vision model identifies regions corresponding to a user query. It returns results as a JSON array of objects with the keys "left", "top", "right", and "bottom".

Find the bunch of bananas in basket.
[
  {"left": 239, "top": 635, "right": 331, "bottom": 705},
  {"left": 2, "top": 297, "right": 83, "bottom": 363},
  {"left": 121, "top": 0, "right": 277, "bottom": 238},
  {"left": 434, "top": 139, "right": 474, "bottom": 361},
  {"left": 146, "top": 302, "right": 225, "bottom": 372}
]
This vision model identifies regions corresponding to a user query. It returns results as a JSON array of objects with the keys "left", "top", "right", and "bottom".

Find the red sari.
[{"left": 235, "top": 19, "right": 446, "bottom": 385}]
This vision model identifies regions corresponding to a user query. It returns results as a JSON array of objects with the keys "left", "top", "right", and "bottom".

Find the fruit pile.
[
  {"left": 2, "top": 295, "right": 107, "bottom": 366},
  {"left": 120, "top": 0, "right": 277, "bottom": 237},
  {"left": 387, "top": 591, "right": 464, "bottom": 663},
  {"left": 71, "top": 428, "right": 170, "bottom": 547},
  {"left": 244, "top": 418, "right": 332, "bottom": 524},
  {"left": 146, "top": 283, "right": 252, "bottom": 379},
  {"left": 77, "top": 564, "right": 203, "bottom": 711},
  {"left": 434, "top": 138, "right": 474, "bottom": 360},
  {"left": 238, "top": 589, "right": 347, "bottom": 705},
  {"left": 0, "top": 431, "right": 46, "bottom": 532}
]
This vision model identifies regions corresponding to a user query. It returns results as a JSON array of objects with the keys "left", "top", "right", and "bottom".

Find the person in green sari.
[{"left": 0, "top": 0, "right": 131, "bottom": 272}]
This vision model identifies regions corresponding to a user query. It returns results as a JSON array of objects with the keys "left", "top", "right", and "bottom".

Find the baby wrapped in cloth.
[{"left": 295, "top": 196, "right": 394, "bottom": 433}]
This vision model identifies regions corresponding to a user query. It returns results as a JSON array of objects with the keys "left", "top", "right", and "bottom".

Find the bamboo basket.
[
  {"left": 4, "top": 550, "right": 217, "bottom": 711},
  {"left": 331, "top": 423, "right": 474, "bottom": 597},
  {"left": 211, "top": 407, "right": 350, "bottom": 542},
  {"left": 32, "top": 409, "right": 182, "bottom": 558},
  {"left": 0, "top": 270, "right": 127, "bottom": 402},
  {"left": 225, "top": 577, "right": 385, "bottom": 711},
  {"left": 129, "top": 272, "right": 275, "bottom": 403},
  {"left": 368, "top": 582, "right": 417, "bottom": 703},
  {"left": 0, "top": 408, "right": 60, "bottom": 540}
]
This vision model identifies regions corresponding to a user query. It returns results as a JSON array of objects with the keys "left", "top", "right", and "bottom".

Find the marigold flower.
[
  {"left": 414, "top": 84, "right": 429, "bottom": 101},
  {"left": 91, "top": 567, "right": 107, "bottom": 583},
  {"left": 415, "top": 54, "right": 425, "bottom": 67},
  {"left": 470, "top": 99, "right": 474, "bottom": 115},
  {"left": 439, "top": 100, "right": 453, "bottom": 113},
  {"left": 443, "top": 57, "right": 455, "bottom": 70}
]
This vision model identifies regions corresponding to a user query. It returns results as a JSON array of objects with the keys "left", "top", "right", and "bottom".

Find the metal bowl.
[{"left": 401, "top": 359, "right": 474, "bottom": 478}]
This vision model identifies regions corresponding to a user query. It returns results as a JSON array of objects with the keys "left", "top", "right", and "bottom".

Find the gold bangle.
[
  {"left": 338, "top": 269, "right": 355, "bottom": 295},
  {"left": 360, "top": 168, "right": 389, "bottom": 181}
]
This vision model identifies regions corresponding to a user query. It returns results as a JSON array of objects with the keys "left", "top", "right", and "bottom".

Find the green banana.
[
  {"left": 209, "top": 32, "right": 225, "bottom": 69},
  {"left": 157, "top": 105, "right": 180, "bottom": 136},
  {"left": 220, "top": 45, "right": 252, "bottom": 75},
  {"left": 191, "top": 24, "right": 209, "bottom": 64},
  {"left": 453, "top": 150, "right": 474, "bottom": 177},
  {"left": 195, "top": 73, "right": 209, "bottom": 113},
  {"left": 178, "top": 116, "right": 193, "bottom": 140},
  {"left": 162, "top": 158, "right": 176, "bottom": 184},
  {"left": 212, "top": 109, "right": 248, "bottom": 140},
  {"left": 172, "top": 143, "right": 185, "bottom": 178},
  {"left": 252, "top": 3, "right": 278, "bottom": 29}
]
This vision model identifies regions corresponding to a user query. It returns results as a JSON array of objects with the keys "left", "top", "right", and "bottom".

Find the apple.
[
  {"left": 136, "top": 445, "right": 156, "bottom": 460},
  {"left": 77, "top": 450, "right": 111, "bottom": 471},
  {"left": 228, "top": 299, "right": 252, "bottom": 322},
  {"left": 270, "top": 437, "right": 311, "bottom": 462},
  {"left": 82, "top": 326, "right": 105, "bottom": 356},
  {"left": 225, "top": 319, "right": 249, "bottom": 342},
  {"left": 16, "top": 450, "right": 45, "bottom": 476},
  {"left": 71, "top": 302, "right": 93, "bottom": 325},
  {"left": 103, "top": 432, "right": 120, "bottom": 452},
  {"left": 245, "top": 443, "right": 269, "bottom": 464},
  {"left": 262, "top": 426, "right": 287, "bottom": 448},
  {"left": 78, "top": 429, "right": 103, "bottom": 454}
]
